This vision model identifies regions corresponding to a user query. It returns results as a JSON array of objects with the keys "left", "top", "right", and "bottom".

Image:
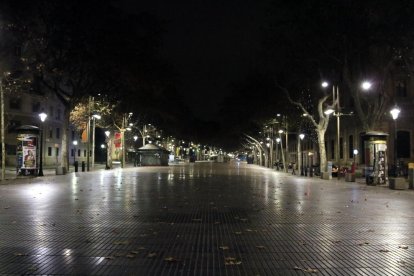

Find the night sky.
[
  {"left": 4, "top": 0, "right": 412, "bottom": 150},
  {"left": 120, "top": 0, "right": 267, "bottom": 120}
]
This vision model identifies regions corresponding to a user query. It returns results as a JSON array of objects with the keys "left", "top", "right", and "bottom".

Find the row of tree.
[
  {"left": 0, "top": 0, "right": 202, "bottom": 170},
  {"left": 218, "top": 1, "right": 414, "bottom": 170}
]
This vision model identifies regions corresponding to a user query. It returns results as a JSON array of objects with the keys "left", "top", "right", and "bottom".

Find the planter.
[
  {"left": 55, "top": 167, "right": 67, "bottom": 175},
  {"left": 389, "top": 177, "right": 408, "bottom": 190},
  {"left": 345, "top": 173, "right": 355, "bottom": 182},
  {"left": 321, "top": 171, "right": 332, "bottom": 180}
]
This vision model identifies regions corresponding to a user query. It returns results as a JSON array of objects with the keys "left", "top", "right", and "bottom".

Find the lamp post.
[
  {"left": 323, "top": 82, "right": 340, "bottom": 171},
  {"left": 275, "top": 137, "right": 281, "bottom": 170},
  {"left": 72, "top": 140, "right": 78, "bottom": 164},
  {"left": 353, "top": 149, "right": 358, "bottom": 173},
  {"left": 299, "top": 133, "right": 305, "bottom": 176},
  {"left": 390, "top": 106, "right": 401, "bottom": 177},
  {"left": 121, "top": 112, "right": 133, "bottom": 168},
  {"left": 91, "top": 114, "right": 101, "bottom": 169},
  {"left": 105, "top": 130, "right": 111, "bottom": 169},
  {"left": 38, "top": 112, "right": 47, "bottom": 176},
  {"left": 308, "top": 151, "right": 314, "bottom": 177},
  {"left": 278, "top": 129, "right": 287, "bottom": 172}
]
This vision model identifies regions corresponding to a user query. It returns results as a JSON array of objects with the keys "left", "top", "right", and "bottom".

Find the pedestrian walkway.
[
  {"left": 0, "top": 162, "right": 413, "bottom": 275},
  {"left": 1, "top": 163, "right": 114, "bottom": 182}
]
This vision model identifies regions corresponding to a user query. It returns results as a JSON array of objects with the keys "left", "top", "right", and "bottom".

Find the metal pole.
[
  {"left": 86, "top": 96, "right": 91, "bottom": 171},
  {"left": 394, "top": 119, "right": 398, "bottom": 177},
  {"left": 38, "top": 127, "right": 44, "bottom": 176},
  {"left": 336, "top": 86, "right": 340, "bottom": 172},
  {"left": 285, "top": 117, "right": 289, "bottom": 165},
  {"left": 92, "top": 117, "right": 95, "bottom": 168},
  {"left": 143, "top": 124, "right": 146, "bottom": 146},
  {"left": 121, "top": 115, "right": 126, "bottom": 168},
  {"left": 0, "top": 79, "right": 4, "bottom": 180},
  {"left": 279, "top": 134, "right": 286, "bottom": 172}
]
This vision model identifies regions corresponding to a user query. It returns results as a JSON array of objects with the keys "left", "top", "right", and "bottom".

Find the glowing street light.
[
  {"left": 38, "top": 112, "right": 47, "bottom": 176},
  {"left": 361, "top": 81, "right": 372, "bottom": 90},
  {"left": 72, "top": 140, "right": 78, "bottom": 165},
  {"left": 390, "top": 106, "right": 401, "bottom": 177},
  {"left": 299, "top": 133, "right": 305, "bottom": 176}
]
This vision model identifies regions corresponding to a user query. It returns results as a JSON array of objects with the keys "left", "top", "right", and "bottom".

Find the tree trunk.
[
  {"left": 317, "top": 126, "right": 327, "bottom": 173},
  {"left": 62, "top": 108, "right": 70, "bottom": 171}
]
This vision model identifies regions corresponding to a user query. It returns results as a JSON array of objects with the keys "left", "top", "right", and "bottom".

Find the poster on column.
[{"left": 17, "top": 134, "right": 38, "bottom": 169}]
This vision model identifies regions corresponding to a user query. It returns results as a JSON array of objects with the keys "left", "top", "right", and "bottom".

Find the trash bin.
[
  {"left": 74, "top": 161, "right": 79, "bottom": 172},
  {"left": 408, "top": 163, "right": 414, "bottom": 189},
  {"left": 81, "top": 161, "right": 85, "bottom": 172}
]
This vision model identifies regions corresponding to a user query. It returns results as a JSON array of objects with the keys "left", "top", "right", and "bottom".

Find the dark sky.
[{"left": 120, "top": 0, "right": 267, "bottom": 120}]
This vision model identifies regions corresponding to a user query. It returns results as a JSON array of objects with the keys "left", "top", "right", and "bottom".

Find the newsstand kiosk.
[
  {"left": 362, "top": 132, "right": 388, "bottom": 185},
  {"left": 16, "top": 125, "right": 40, "bottom": 176}
]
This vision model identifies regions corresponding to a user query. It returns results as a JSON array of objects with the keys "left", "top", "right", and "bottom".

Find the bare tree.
[{"left": 281, "top": 87, "right": 334, "bottom": 173}]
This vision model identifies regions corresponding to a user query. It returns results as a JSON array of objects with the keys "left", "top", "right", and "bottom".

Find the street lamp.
[
  {"left": 38, "top": 112, "right": 47, "bottom": 176},
  {"left": 308, "top": 151, "right": 314, "bottom": 177},
  {"left": 361, "top": 81, "right": 372, "bottom": 90},
  {"left": 277, "top": 130, "right": 287, "bottom": 172},
  {"left": 91, "top": 113, "right": 101, "bottom": 169},
  {"left": 353, "top": 149, "right": 358, "bottom": 173},
  {"left": 390, "top": 106, "right": 401, "bottom": 177},
  {"left": 72, "top": 140, "right": 78, "bottom": 164},
  {"left": 105, "top": 130, "right": 110, "bottom": 170},
  {"left": 322, "top": 82, "right": 340, "bottom": 171},
  {"left": 299, "top": 133, "right": 305, "bottom": 175}
]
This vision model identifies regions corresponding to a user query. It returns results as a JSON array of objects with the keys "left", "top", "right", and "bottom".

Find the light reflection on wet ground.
[{"left": 0, "top": 161, "right": 413, "bottom": 275}]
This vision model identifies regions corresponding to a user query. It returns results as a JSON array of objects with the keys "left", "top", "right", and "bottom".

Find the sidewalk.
[{"left": 1, "top": 163, "right": 119, "bottom": 182}]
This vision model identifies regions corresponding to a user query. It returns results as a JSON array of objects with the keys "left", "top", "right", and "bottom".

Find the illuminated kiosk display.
[
  {"left": 362, "top": 131, "right": 388, "bottom": 185},
  {"left": 15, "top": 125, "right": 40, "bottom": 176}
]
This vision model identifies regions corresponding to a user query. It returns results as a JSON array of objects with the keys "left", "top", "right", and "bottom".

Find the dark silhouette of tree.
[
  {"left": 0, "top": 0, "right": 175, "bottom": 169},
  {"left": 264, "top": 0, "right": 414, "bottom": 131}
]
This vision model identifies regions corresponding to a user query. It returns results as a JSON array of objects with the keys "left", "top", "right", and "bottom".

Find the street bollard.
[
  {"left": 74, "top": 161, "right": 78, "bottom": 172},
  {"left": 81, "top": 161, "right": 85, "bottom": 172}
]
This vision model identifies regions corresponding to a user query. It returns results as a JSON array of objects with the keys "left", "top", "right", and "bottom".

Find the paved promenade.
[{"left": 0, "top": 162, "right": 413, "bottom": 275}]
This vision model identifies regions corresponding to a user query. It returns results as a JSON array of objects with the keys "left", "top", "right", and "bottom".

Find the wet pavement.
[{"left": 0, "top": 161, "right": 413, "bottom": 275}]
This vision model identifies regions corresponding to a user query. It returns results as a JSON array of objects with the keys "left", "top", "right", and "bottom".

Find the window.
[
  {"left": 9, "top": 98, "right": 21, "bottom": 110},
  {"left": 8, "top": 120, "right": 21, "bottom": 133},
  {"left": 339, "top": 137, "right": 343, "bottom": 159},
  {"left": 71, "top": 131, "right": 75, "bottom": 141},
  {"left": 84, "top": 150, "right": 87, "bottom": 157},
  {"left": 396, "top": 81, "right": 407, "bottom": 97},
  {"left": 49, "top": 106, "right": 54, "bottom": 117},
  {"left": 32, "top": 102, "right": 41, "bottom": 113},
  {"left": 56, "top": 128, "right": 60, "bottom": 139},
  {"left": 55, "top": 148, "right": 59, "bottom": 157},
  {"left": 397, "top": 131, "right": 410, "bottom": 158},
  {"left": 49, "top": 128, "right": 53, "bottom": 139},
  {"left": 78, "top": 149, "right": 81, "bottom": 157},
  {"left": 90, "top": 150, "right": 92, "bottom": 157},
  {"left": 48, "top": 147, "right": 52, "bottom": 156},
  {"left": 349, "top": 135, "right": 354, "bottom": 158},
  {"left": 57, "top": 109, "right": 61, "bottom": 120},
  {"left": 331, "top": 139, "right": 335, "bottom": 159},
  {"left": 71, "top": 149, "right": 74, "bottom": 157}
]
